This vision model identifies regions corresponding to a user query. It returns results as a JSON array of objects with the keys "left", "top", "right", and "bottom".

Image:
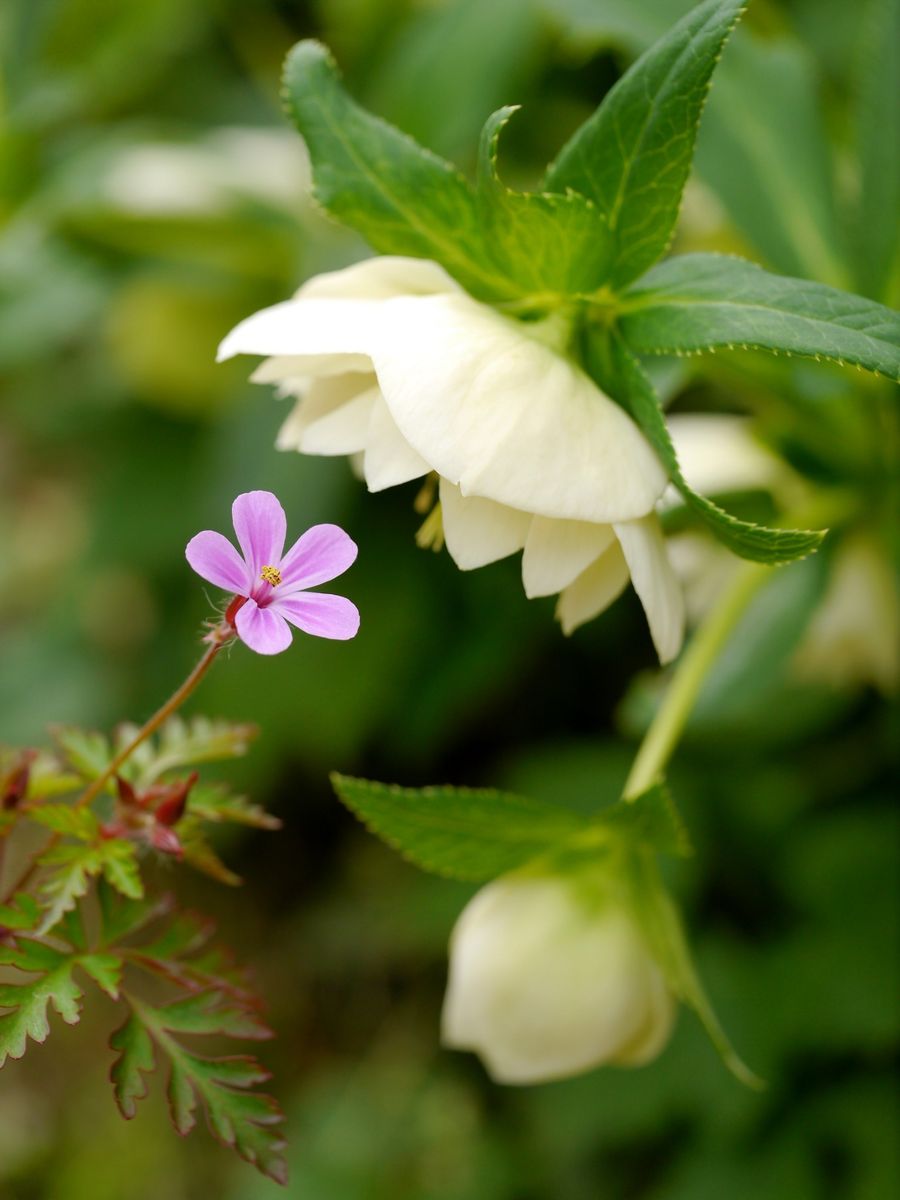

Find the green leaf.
[
  {"left": 36, "top": 837, "right": 144, "bottom": 933},
  {"left": 476, "top": 107, "right": 612, "bottom": 296},
  {"left": 539, "top": 0, "right": 694, "bottom": 55},
  {"left": 52, "top": 727, "right": 112, "bottom": 780},
  {"left": 545, "top": 0, "right": 746, "bottom": 288},
  {"left": 282, "top": 40, "right": 514, "bottom": 301},
  {"left": 852, "top": 0, "right": 900, "bottom": 303},
  {"left": 0, "top": 894, "right": 40, "bottom": 932},
  {"left": 177, "top": 818, "right": 242, "bottom": 887},
  {"left": 28, "top": 803, "right": 99, "bottom": 840},
  {"left": 631, "top": 852, "right": 763, "bottom": 1088},
  {"left": 186, "top": 782, "right": 281, "bottom": 830},
  {"left": 133, "top": 716, "right": 258, "bottom": 786},
  {"left": 603, "top": 335, "right": 826, "bottom": 563},
  {"left": 0, "top": 940, "right": 117, "bottom": 1065},
  {"left": 600, "top": 781, "right": 691, "bottom": 857},
  {"left": 109, "top": 1012, "right": 155, "bottom": 1119},
  {"left": 115, "top": 994, "right": 286, "bottom": 1185},
  {"left": 619, "top": 253, "right": 900, "bottom": 381},
  {"left": 331, "top": 773, "right": 590, "bottom": 881}
]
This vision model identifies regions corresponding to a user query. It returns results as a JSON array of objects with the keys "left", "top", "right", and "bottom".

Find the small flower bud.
[
  {"left": 2, "top": 750, "right": 37, "bottom": 810},
  {"left": 441, "top": 868, "right": 674, "bottom": 1084}
]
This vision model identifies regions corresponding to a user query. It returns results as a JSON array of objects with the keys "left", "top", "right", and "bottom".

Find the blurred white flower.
[
  {"left": 105, "top": 128, "right": 310, "bottom": 215},
  {"left": 219, "top": 256, "right": 687, "bottom": 659},
  {"left": 793, "top": 534, "right": 899, "bottom": 694},
  {"left": 441, "top": 870, "right": 674, "bottom": 1084}
]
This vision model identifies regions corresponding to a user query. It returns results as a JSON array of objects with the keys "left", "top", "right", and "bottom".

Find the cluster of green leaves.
[
  {"left": 0, "top": 718, "right": 284, "bottom": 1182},
  {"left": 281, "top": 0, "right": 900, "bottom": 568}
]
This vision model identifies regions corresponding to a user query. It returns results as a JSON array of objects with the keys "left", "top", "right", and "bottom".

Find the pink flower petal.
[
  {"left": 232, "top": 491, "right": 287, "bottom": 582},
  {"left": 273, "top": 593, "right": 360, "bottom": 641},
  {"left": 235, "top": 599, "right": 293, "bottom": 655},
  {"left": 185, "top": 530, "right": 250, "bottom": 593},
  {"left": 279, "top": 524, "right": 358, "bottom": 592}
]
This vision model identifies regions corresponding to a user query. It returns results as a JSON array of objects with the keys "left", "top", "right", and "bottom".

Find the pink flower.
[{"left": 186, "top": 491, "right": 359, "bottom": 654}]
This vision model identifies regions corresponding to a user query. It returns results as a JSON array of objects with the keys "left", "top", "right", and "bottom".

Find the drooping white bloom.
[
  {"left": 219, "top": 256, "right": 686, "bottom": 660},
  {"left": 793, "top": 534, "right": 899, "bottom": 694},
  {"left": 441, "top": 871, "right": 674, "bottom": 1084}
]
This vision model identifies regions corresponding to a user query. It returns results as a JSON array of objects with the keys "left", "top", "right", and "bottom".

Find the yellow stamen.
[
  {"left": 260, "top": 565, "right": 282, "bottom": 586},
  {"left": 415, "top": 502, "right": 444, "bottom": 552}
]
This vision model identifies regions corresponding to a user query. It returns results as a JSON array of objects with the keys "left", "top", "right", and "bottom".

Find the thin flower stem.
[
  {"left": 75, "top": 630, "right": 230, "bottom": 809},
  {"left": 623, "top": 561, "right": 769, "bottom": 800}
]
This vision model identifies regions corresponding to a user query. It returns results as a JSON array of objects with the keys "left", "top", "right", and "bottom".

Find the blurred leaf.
[
  {"left": 176, "top": 817, "right": 242, "bottom": 887},
  {"left": 331, "top": 773, "right": 590, "bottom": 881},
  {"left": 28, "top": 803, "right": 98, "bottom": 839},
  {"left": 695, "top": 32, "right": 849, "bottom": 287},
  {"left": 131, "top": 715, "right": 258, "bottom": 785},
  {"left": 601, "top": 781, "right": 691, "bottom": 856},
  {"left": 186, "top": 781, "right": 281, "bottom": 829},
  {"left": 366, "top": 0, "right": 544, "bottom": 161},
  {"left": 37, "top": 838, "right": 143, "bottom": 932},
  {"left": 621, "top": 253, "right": 900, "bottom": 381},
  {"left": 852, "top": 0, "right": 900, "bottom": 303},
  {"left": 605, "top": 336, "right": 825, "bottom": 562},
  {"left": 52, "top": 727, "right": 112, "bottom": 781},
  {"left": 0, "top": 894, "right": 39, "bottom": 932},
  {"left": 545, "top": 0, "right": 746, "bottom": 288},
  {"left": 539, "top": 0, "right": 694, "bottom": 53}
]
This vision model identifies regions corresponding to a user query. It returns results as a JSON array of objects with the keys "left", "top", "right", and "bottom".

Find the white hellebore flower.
[
  {"left": 441, "top": 871, "right": 674, "bottom": 1084},
  {"left": 219, "top": 256, "right": 685, "bottom": 661}
]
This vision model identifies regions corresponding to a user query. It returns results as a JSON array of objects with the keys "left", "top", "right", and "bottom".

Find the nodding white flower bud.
[{"left": 441, "top": 870, "right": 674, "bottom": 1085}]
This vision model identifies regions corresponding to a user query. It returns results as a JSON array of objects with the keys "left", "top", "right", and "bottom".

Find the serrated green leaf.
[
  {"left": 599, "top": 781, "right": 691, "bottom": 856},
  {"left": 120, "top": 995, "right": 287, "bottom": 1184},
  {"left": 620, "top": 253, "right": 900, "bottom": 380},
  {"left": 281, "top": 40, "right": 514, "bottom": 302},
  {"left": 36, "top": 837, "right": 143, "bottom": 933},
  {"left": 0, "top": 943, "right": 83, "bottom": 1066},
  {"left": 0, "top": 894, "right": 40, "bottom": 932},
  {"left": 136, "top": 716, "right": 258, "bottom": 786},
  {"left": 603, "top": 335, "right": 825, "bottom": 563},
  {"left": 28, "top": 803, "right": 99, "bottom": 840},
  {"left": 186, "top": 783, "right": 281, "bottom": 830},
  {"left": 332, "top": 773, "right": 590, "bottom": 881},
  {"left": 545, "top": 0, "right": 746, "bottom": 288},
  {"left": 52, "top": 727, "right": 112, "bottom": 780},
  {"left": 177, "top": 818, "right": 242, "bottom": 887},
  {"left": 110, "top": 1012, "right": 155, "bottom": 1119},
  {"left": 476, "top": 107, "right": 612, "bottom": 297},
  {"left": 77, "top": 952, "right": 123, "bottom": 1000},
  {"left": 152, "top": 990, "right": 270, "bottom": 1040}
]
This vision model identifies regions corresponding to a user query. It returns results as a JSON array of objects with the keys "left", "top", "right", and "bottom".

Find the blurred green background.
[{"left": 1, "top": 0, "right": 897, "bottom": 1196}]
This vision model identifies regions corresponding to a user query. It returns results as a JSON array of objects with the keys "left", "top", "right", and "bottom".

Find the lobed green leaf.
[{"left": 545, "top": 0, "right": 746, "bottom": 287}]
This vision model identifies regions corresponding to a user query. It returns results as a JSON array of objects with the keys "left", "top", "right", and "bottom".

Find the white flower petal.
[
  {"left": 251, "top": 353, "right": 372, "bottom": 384},
  {"left": 369, "top": 294, "right": 667, "bottom": 522},
  {"left": 522, "top": 517, "right": 617, "bottom": 599},
  {"left": 275, "top": 374, "right": 377, "bottom": 451},
  {"left": 298, "top": 255, "right": 460, "bottom": 300},
  {"left": 217, "top": 296, "right": 379, "bottom": 363},
  {"left": 614, "top": 515, "right": 685, "bottom": 664},
  {"left": 439, "top": 480, "right": 531, "bottom": 571},
  {"left": 363, "top": 397, "right": 430, "bottom": 491},
  {"left": 299, "top": 388, "right": 378, "bottom": 456},
  {"left": 556, "top": 544, "right": 631, "bottom": 635}
]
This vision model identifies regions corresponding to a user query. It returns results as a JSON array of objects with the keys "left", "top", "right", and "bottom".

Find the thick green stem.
[{"left": 623, "top": 561, "right": 768, "bottom": 799}]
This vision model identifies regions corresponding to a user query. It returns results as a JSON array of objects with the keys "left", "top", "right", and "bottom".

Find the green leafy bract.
[
  {"left": 477, "top": 107, "right": 612, "bottom": 297},
  {"left": 282, "top": 40, "right": 514, "bottom": 302},
  {"left": 545, "top": 0, "right": 746, "bottom": 288},
  {"left": 36, "top": 838, "right": 143, "bottom": 933},
  {"left": 619, "top": 253, "right": 900, "bottom": 381},
  {"left": 331, "top": 773, "right": 590, "bottom": 881},
  {"left": 603, "top": 335, "right": 826, "bottom": 563},
  {"left": 599, "top": 781, "right": 691, "bottom": 857}
]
